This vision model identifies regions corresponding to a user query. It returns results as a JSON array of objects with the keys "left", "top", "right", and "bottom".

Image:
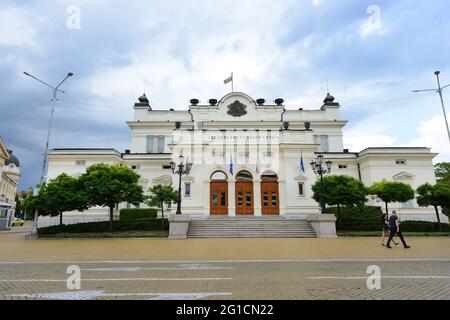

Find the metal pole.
[
  {"left": 231, "top": 72, "right": 234, "bottom": 93},
  {"left": 39, "top": 89, "right": 57, "bottom": 185},
  {"left": 32, "top": 89, "right": 58, "bottom": 233},
  {"left": 435, "top": 71, "right": 450, "bottom": 142},
  {"left": 24, "top": 72, "right": 73, "bottom": 239},
  {"left": 320, "top": 169, "right": 325, "bottom": 214},
  {"left": 176, "top": 164, "right": 183, "bottom": 215}
]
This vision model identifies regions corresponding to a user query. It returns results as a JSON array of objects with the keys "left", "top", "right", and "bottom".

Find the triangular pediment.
[
  {"left": 294, "top": 174, "right": 309, "bottom": 182},
  {"left": 152, "top": 175, "right": 172, "bottom": 185},
  {"left": 393, "top": 171, "right": 415, "bottom": 180},
  {"left": 182, "top": 175, "right": 195, "bottom": 183}
]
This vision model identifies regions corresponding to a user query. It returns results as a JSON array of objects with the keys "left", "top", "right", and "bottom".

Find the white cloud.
[
  {"left": 0, "top": 6, "right": 38, "bottom": 48},
  {"left": 85, "top": 1, "right": 293, "bottom": 108},
  {"left": 343, "top": 113, "right": 397, "bottom": 152},
  {"left": 345, "top": 134, "right": 397, "bottom": 152},
  {"left": 406, "top": 112, "right": 450, "bottom": 162}
]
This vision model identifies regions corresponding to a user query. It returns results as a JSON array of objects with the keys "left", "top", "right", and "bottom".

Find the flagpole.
[{"left": 231, "top": 72, "right": 234, "bottom": 92}]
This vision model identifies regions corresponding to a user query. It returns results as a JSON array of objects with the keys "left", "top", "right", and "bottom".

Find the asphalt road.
[
  {"left": 1, "top": 259, "right": 449, "bottom": 300},
  {"left": 1, "top": 234, "right": 449, "bottom": 300}
]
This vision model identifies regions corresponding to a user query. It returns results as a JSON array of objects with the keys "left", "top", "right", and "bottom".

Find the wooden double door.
[
  {"left": 235, "top": 181, "right": 254, "bottom": 215},
  {"left": 210, "top": 181, "right": 228, "bottom": 215},
  {"left": 210, "top": 179, "right": 279, "bottom": 216},
  {"left": 261, "top": 181, "right": 280, "bottom": 215}
]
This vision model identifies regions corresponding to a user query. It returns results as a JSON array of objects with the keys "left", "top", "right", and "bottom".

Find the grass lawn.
[
  {"left": 338, "top": 231, "right": 450, "bottom": 237},
  {"left": 41, "top": 230, "right": 169, "bottom": 239}
]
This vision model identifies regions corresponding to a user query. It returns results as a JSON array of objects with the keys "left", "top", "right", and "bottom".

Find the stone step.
[
  {"left": 188, "top": 234, "right": 316, "bottom": 238},
  {"left": 187, "top": 217, "right": 316, "bottom": 238}
]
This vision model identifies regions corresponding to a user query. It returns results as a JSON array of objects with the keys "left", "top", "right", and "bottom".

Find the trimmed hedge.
[
  {"left": 324, "top": 206, "right": 450, "bottom": 232},
  {"left": 119, "top": 208, "right": 157, "bottom": 221},
  {"left": 336, "top": 218, "right": 450, "bottom": 232},
  {"left": 324, "top": 206, "right": 382, "bottom": 221},
  {"left": 38, "top": 218, "right": 168, "bottom": 236},
  {"left": 401, "top": 221, "right": 450, "bottom": 232}
]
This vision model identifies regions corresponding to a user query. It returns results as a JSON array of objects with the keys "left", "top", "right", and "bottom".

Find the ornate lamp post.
[
  {"left": 310, "top": 154, "right": 333, "bottom": 213},
  {"left": 171, "top": 155, "right": 193, "bottom": 215}
]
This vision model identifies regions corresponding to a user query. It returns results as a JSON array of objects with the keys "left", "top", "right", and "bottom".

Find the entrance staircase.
[{"left": 187, "top": 216, "right": 316, "bottom": 238}]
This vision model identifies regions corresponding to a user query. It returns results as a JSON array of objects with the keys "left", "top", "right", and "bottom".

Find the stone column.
[
  {"left": 279, "top": 178, "right": 287, "bottom": 216},
  {"left": 203, "top": 180, "right": 210, "bottom": 216},
  {"left": 253, "top": 178, "right": 262, "bottom": 216},
  {"left": 228, "top": 180, "right": 236, "bottom": 216}
]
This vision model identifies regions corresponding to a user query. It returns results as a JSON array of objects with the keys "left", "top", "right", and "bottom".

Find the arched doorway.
[
  {"left": 235, "top": 170, "right": 254, "bottom": 216},
  {"left": 261, "top": 171, "right": 279, "bottom": 215},
  {"left": 210, "top": 171, "right": 228, "bottom": 215}
]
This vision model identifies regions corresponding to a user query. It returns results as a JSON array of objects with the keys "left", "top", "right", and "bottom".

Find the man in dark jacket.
[{"left": 386, "top": 211, "right": 410, "bottom": 249}]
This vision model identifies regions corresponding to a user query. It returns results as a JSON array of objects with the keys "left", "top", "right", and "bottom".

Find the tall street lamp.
[
  {"left": 23, "top": 71, "right": 74, "bottom": 238},
  {"left": 171, "top": 155, "right": 193, "bottom": 215},
  {"left": 310, "top": 154, "right": 332, "bottom": 213},
  {"left": 413, "top": 70, "right": 450, "bottom": 143}
]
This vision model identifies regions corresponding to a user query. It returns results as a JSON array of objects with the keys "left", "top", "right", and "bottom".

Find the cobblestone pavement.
[{"left": 0, "top": 234, "right": 449, "bottom": 300}]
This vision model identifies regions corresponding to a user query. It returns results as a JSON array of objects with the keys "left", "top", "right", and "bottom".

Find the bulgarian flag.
[{"left": 224, "top": 73, "right": 233, "bottom": 84}]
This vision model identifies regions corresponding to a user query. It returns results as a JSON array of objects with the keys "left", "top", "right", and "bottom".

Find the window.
[
  {"left": 147, "top": 135, "right": 165, "bottom": 153},
  {"left": 314, "top": 135, "right": 329, "bottom": 152},
  {"left": 263, "top": 192, "right": 269, "bottom": 207},
  {"left": 212, "top": 192, "right": 218, "bottom": 208},
  {"left": 75, "top": 160, "right": 86, "bottom": 166},
  {"left": 298, "top": 182, "right": 305, "bottom": 196},
  {"left": 338, "top": 164, "right": 348, "bottom": 169},
  {"left": 131, "top": 165, "right": 141, "bottom": 170},
  {"left": 184, "top": 183, "right": 191, "bottom": 197},
  {"left": 158, "top": 136, "right": 165, "bottom": 153},
  {"left": 211, "top": 171, "right": 227, "bottom": 180},
  {"left": 162, "top": 165, "right": 172, "bottom": 169},
  {"left": 220, "top": 192, "right": 226, "bottom": 207},
  {"left": 396, "top": 160, "right": 407, "bottom": 165},
  {"left": 271, "top": 192, "right": 277, "bottom": 207},
  {"left": 146, "top": 136, "right": 154, "bottom": 153},
  {"left": 236, "top": 171, "right": 253, "bottom": 181}
]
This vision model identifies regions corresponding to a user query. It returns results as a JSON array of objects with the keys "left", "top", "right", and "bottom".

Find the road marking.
[
  {"left": 307, "top": 276, "right": 450, "bottom": 280},
  {"left": 9, "top": 290, "right": 233, "bottom": 300},
  {"left": 81, "top": 264, "right": 232, "bottom": 272},
  {"left": 0, "top": 277, "right": 233, "bottom": 282},
  {"left": 1, "top": 258, "right": 450, "bottom": 264}
]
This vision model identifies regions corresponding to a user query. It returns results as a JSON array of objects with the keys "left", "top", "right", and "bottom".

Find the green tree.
[
  {"left": 311, "top": 175, "right": 368, "bottom": 215},
  {"left": 435, "top": 162, "right": 450, "bottom": 184},
  {"left": 145, "top": 184, "right": 178, "bottom": 227},
  {"left": 20, "top": 189, "right": 43, "bottom": 221},
  {"left": 38, "top": 173, "right": 89, "bottom": 226},
  {"left": 416, "top": 183, "right": 450, "bottom": 230},
  {"left": 79, "top": 164, "right": 144, "bottom": 230},
  {"left": 369, "top": 180, "right": 415, "bottom": 217}
]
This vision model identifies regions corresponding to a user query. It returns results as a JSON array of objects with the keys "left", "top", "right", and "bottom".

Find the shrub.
[
  {"left": 38, "top": 218, "right": 168, "bottom": 236},
  {"left": 401, "top": 221, "right": 450, "bottom": 232},
  {"left": 324, "top": 206, "right": 382, "bottom": 221},
  {"left": 119, "top": 208, "right": 157, "bottom": 221},
  {"left": 336, "top": 219, "right": 450, "bottom": 232}
]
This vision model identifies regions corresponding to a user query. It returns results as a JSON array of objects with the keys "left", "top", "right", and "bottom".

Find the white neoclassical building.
[{"left": 45, "top": 91, "right": 447, "bottom": 230}]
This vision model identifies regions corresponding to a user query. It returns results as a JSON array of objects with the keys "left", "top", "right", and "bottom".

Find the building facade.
[
  {"left": 0, "top": 137, "right": 20, "bottom": 210},
  {"left": 45, "top": 92, "right": 447, "bottom": 227}
]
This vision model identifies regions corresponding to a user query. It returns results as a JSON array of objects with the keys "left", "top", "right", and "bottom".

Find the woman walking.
[{"left": 380, "top": 212, "right": 399, "bottom": 247}]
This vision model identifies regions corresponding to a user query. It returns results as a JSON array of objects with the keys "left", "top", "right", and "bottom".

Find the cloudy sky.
[{"left": 1, "top": 0, "right": 449, "bottom": 190}]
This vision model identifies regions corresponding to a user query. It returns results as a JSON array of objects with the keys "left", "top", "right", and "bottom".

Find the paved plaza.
[{"left": 0, "top": 233, "right": 449, "bottom": 300}]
